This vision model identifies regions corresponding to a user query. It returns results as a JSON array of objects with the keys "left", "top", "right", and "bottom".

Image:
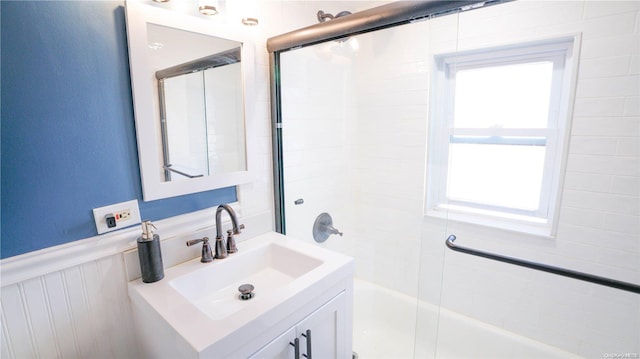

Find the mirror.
[
  {"left": 125, "top": 1, "right": 255, "bottom": 201},
  {"left": 155, "top": 36, "right": 245, "bottom": 182}
]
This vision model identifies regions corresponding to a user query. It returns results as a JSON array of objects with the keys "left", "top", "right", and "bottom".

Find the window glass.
[
  {"left": 447, "top": 143, "right": 546, "bottom": 211},
  {"left": 428, "top": 38, "right": 575, "bottom": 235},
  {"left": 453, "top": 61, "right": 554, "bottom": 129}
]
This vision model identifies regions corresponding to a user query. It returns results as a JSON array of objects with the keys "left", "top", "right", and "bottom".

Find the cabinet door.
[
  {"left": 296, "top": 292, "right": 347, "bottom": 359},
  {"left": 249, "top": 327, "right": 296, "bottom": 359},
  {"left": 248, "top": 292, "right": 348, "bottom": 359}
]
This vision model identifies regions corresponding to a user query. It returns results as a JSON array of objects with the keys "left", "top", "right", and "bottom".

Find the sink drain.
[{"left": 238, "top": 284, "right": 255, "bottom": 300}]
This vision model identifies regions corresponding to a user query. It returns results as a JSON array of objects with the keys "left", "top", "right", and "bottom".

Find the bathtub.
[{"left": 352, "top": 279, "right": 581, "bottom": 359}]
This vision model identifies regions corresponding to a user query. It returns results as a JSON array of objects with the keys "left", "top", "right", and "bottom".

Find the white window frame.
[{"left": 426, "top": 37, "right": 579, "bottom": 238}]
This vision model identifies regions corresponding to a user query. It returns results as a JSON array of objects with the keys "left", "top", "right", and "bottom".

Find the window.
[{"left": 427, "top": 38, "right": 577, "bottom": 237}]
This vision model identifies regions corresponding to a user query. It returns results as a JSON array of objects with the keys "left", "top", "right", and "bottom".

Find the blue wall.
[{"left": 1, "top": 1, "right": 237, "bottom": 259}]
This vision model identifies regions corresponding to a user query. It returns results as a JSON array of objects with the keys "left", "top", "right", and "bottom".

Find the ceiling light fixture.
[
  {"left": 241, "top": 17, "right": 259, "bottom": 26},
  {"left": 199, "top": 5, "right": 218, "bottom": 16},
  {"left": 151, "top": 0, "right": 226, "bottom": 19}
]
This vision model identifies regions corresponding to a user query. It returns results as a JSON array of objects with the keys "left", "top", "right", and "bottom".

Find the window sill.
[{"left": 426, "top": 205, "right": 555, "bottom": 239}]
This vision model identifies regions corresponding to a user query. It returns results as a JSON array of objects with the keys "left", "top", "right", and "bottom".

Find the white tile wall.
[
  {"left": 281, "top": 22, "right": 434, "bottom": 293},
  {"left": 266, "top": 10, "right": 358, "bottom": 273}
]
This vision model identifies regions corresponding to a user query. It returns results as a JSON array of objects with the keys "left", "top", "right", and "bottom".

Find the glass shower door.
[
  {"left": 421, "top": 1, "right": 640, "bottom": 358},
  {"left": 278, "top": 18, "right": 445, "bottom": 358},
  {"left": 274, "top": 1, "right": 640, "bottom": 358}
]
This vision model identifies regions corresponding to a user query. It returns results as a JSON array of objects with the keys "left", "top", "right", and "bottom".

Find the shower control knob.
[{"left": 313, "top": 213, "right": 343, "bottom": 243}]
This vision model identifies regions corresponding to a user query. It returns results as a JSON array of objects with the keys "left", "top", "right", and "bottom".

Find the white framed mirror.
[{"left": 125, "top": 0, "right": 256, "bottom": 201}]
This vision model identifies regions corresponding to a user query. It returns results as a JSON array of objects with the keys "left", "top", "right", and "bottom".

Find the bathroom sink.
[
  {"left": 128, "top": 231, "right": 354, "bottom": 357},
  {"left": 169, "top": 241, "right": 323, "bottom": 320}
]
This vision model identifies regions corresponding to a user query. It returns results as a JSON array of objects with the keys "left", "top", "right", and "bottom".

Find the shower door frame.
[{"left": 267, "top": 0, "right": 510, "bottom": 233}]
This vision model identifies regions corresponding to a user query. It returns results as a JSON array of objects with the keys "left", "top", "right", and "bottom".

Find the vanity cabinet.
[
  {"left": 249, "top": 292, "right": 347, "bottom": 359},
  {"left": 128, "top": 232, "right": 354, "bottom": 359}
]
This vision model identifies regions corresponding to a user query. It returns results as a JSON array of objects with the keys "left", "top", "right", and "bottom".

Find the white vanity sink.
[
  {"left": 128, "top": 232, "right": 354, "bottom": 358},
  {"left": 169, "top": 241, "right": 323, "bottom": 320}
]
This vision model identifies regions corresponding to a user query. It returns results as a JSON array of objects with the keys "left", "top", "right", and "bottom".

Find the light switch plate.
[{"left": 93, "top": 199, "right": 142, "bottom": 234}]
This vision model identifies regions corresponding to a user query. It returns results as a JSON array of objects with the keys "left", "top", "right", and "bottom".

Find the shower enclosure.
[{"left": 268, "top": 1, "right": 640, "bottom": 358}]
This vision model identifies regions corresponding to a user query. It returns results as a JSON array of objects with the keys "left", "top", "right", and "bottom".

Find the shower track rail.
[{"left": 445, "top": 235, "right": 640, "bottom": 294}]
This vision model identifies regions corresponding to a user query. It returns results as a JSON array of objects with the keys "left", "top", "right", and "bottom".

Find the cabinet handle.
[
  {"left": 301, "top": 329, "right": 312, "bottom": 359},
  {"left": 289, "top": 338, "right": 300, "bottom": 359}
]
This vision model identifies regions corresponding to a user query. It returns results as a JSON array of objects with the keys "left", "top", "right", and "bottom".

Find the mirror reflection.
[{"left": 147, "top": 23, "right": 246, "bottom": 182}]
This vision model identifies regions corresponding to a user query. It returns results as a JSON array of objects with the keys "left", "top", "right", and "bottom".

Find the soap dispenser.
[{"left": 137, "top": 220, "right": 164, "bottom": 283}]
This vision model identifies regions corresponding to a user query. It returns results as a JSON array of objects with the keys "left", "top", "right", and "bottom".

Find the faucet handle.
[
  {"left": 327, "top": 225, "right": 343, "bottom": 236},
  {"left": 186, "top": 237, "right": 214, "bottom": 263},
  {"left": 234, "top": 223, "right": 245, "bottom": 235},
  {"left": 186, "top": 237, "right": 206, "bottom": 246}
]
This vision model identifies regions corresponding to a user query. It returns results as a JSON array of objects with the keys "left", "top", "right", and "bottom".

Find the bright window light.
[
  {"left": 427, "top": 38, "right": 576, "bottom": 237},
  {"left": 448, "top": 143, "right": 546, "bottom": 210},
  {"left": 454, "top": 62, "right": 554, "bottom": 129}
]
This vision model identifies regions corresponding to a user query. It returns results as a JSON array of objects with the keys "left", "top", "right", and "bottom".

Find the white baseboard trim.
[{"left": 1, "top": 206, "right": 274, "bottom": 287}]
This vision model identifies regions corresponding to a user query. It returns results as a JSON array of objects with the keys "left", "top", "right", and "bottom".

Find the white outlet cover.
[{"left": 93, "top": 199, "right": 142, "bottom": 234}]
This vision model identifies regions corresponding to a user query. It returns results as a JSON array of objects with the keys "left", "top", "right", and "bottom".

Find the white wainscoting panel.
[
  {"left": 1, "top": 253, "right": 139, "bottom": 359},
  {"left": 0, "top": 207, "right": 273, "bottom": 359}
]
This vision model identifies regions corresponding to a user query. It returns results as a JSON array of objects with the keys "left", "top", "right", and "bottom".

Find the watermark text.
[{"left": 604, "top": 353, "right": 638, "bottom": 359}]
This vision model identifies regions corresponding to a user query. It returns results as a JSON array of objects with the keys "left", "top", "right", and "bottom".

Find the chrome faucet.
[{"left": 215, "top": 204, "right": 244, "bottom": 257}]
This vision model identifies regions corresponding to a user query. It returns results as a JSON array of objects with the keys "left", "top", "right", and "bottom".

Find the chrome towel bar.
[{"left": 445, "top": 235, "right": 640, "bottom": 294}]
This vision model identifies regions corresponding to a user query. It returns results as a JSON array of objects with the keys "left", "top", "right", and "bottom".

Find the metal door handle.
[
  {"left": 301, "top": 329, "right": 312, "bottom": 359},
  {"left": 289, "top": 338, "right": 300, "bottom": 359}
]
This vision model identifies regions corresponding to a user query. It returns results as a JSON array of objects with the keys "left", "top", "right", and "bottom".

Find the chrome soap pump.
[{"left": 137, "top": 220, "right": 164, "bottom": 283}]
